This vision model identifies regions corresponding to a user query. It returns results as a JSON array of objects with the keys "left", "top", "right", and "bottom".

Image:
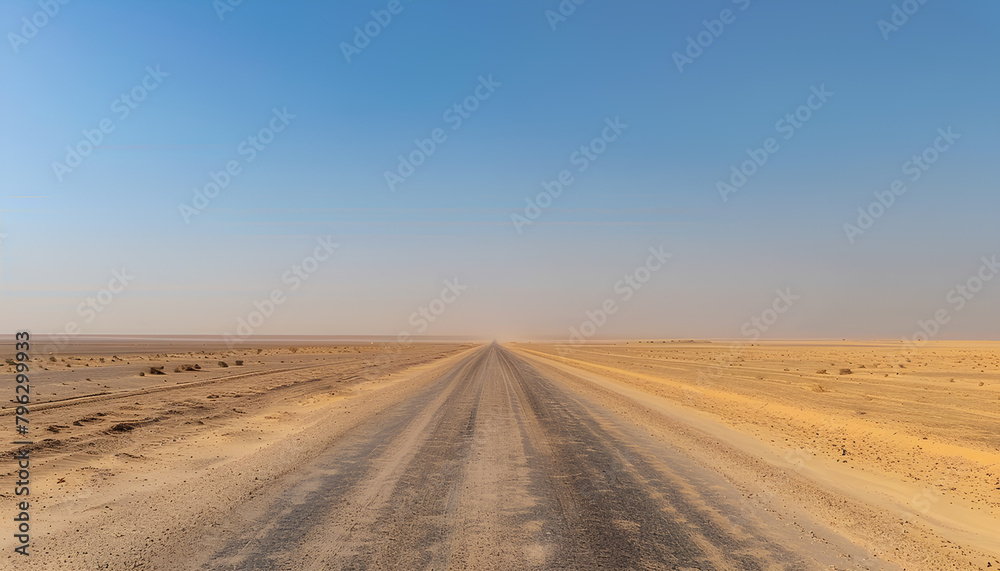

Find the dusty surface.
[
  {"left": 514, "top": 340, "right": 1000, "bottom": 570},
  {"left": 0, "top": 339, "right": 996, "bottom": 569},
  {"left": 0, "top": 340, "right": 473, "bottom": 568}
]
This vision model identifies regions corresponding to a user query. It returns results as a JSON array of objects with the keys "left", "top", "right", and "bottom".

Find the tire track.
[
  {"left": 182, "top": 343, "right": 890, "bottom": 570},
  {"left": 3, "top": 364, "right": 327, "bottom": 416},
  {"left": 201, "top": 348, "right": 490, "bottom": 570}
]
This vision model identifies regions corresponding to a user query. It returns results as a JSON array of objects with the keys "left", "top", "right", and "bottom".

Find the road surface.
[{"left": 164, "top": 344, "right": 887, "bottom": 570}]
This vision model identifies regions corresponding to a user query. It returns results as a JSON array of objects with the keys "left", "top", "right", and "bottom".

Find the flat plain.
[{"left": 1, "top": 338, "right": 997, "bottom": 569}]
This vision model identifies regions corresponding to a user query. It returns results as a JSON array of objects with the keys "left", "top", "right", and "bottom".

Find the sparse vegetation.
[{"left": 109, "top": 422, "right": 137, "bottom": 433}]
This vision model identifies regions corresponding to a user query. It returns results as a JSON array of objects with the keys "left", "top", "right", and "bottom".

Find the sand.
[
  {"left": 512, "top": 340, "right": 1000, "bottom": 569},
  {"left": 0, "top": 340, "right": 474, "bottom": 568},
  {"left": 1, "top": 338, "right": 996, "bottom": 569}
]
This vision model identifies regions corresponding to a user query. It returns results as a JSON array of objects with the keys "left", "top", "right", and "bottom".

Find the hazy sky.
[{"left": 1, "top": 1, "right": 998, "bottom": 341}]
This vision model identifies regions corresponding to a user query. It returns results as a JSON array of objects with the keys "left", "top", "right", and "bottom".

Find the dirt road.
[{"left": 147, "top": 344, "right": 890, "bottom": 570}]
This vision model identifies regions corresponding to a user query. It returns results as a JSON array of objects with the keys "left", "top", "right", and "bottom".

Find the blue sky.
[{"left": 1, "top": 0, "right": 998, "bottom": 340}]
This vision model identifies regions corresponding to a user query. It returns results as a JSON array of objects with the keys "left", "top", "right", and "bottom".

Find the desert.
[
  {"left": 1, "top": 337, "right": 997, "bottom": 569},
  {"left": 4, "top": 2, "right": 996, "bottom": 569}
]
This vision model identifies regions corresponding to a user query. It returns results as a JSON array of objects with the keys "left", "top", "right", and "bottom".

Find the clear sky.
[{"left": 1, "top": 1, "right": 998, "bottom": 341}]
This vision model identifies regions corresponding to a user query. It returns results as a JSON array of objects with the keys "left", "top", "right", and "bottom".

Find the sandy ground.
[
  {"left": 0, "top": 340, "right": 473, "bottom": 568},
  {"left": 0, "top": 339, "right": 996, "bottom": 569},
  {"left": 513, "top": 340, "right": 1000, "bottom": 570}
]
